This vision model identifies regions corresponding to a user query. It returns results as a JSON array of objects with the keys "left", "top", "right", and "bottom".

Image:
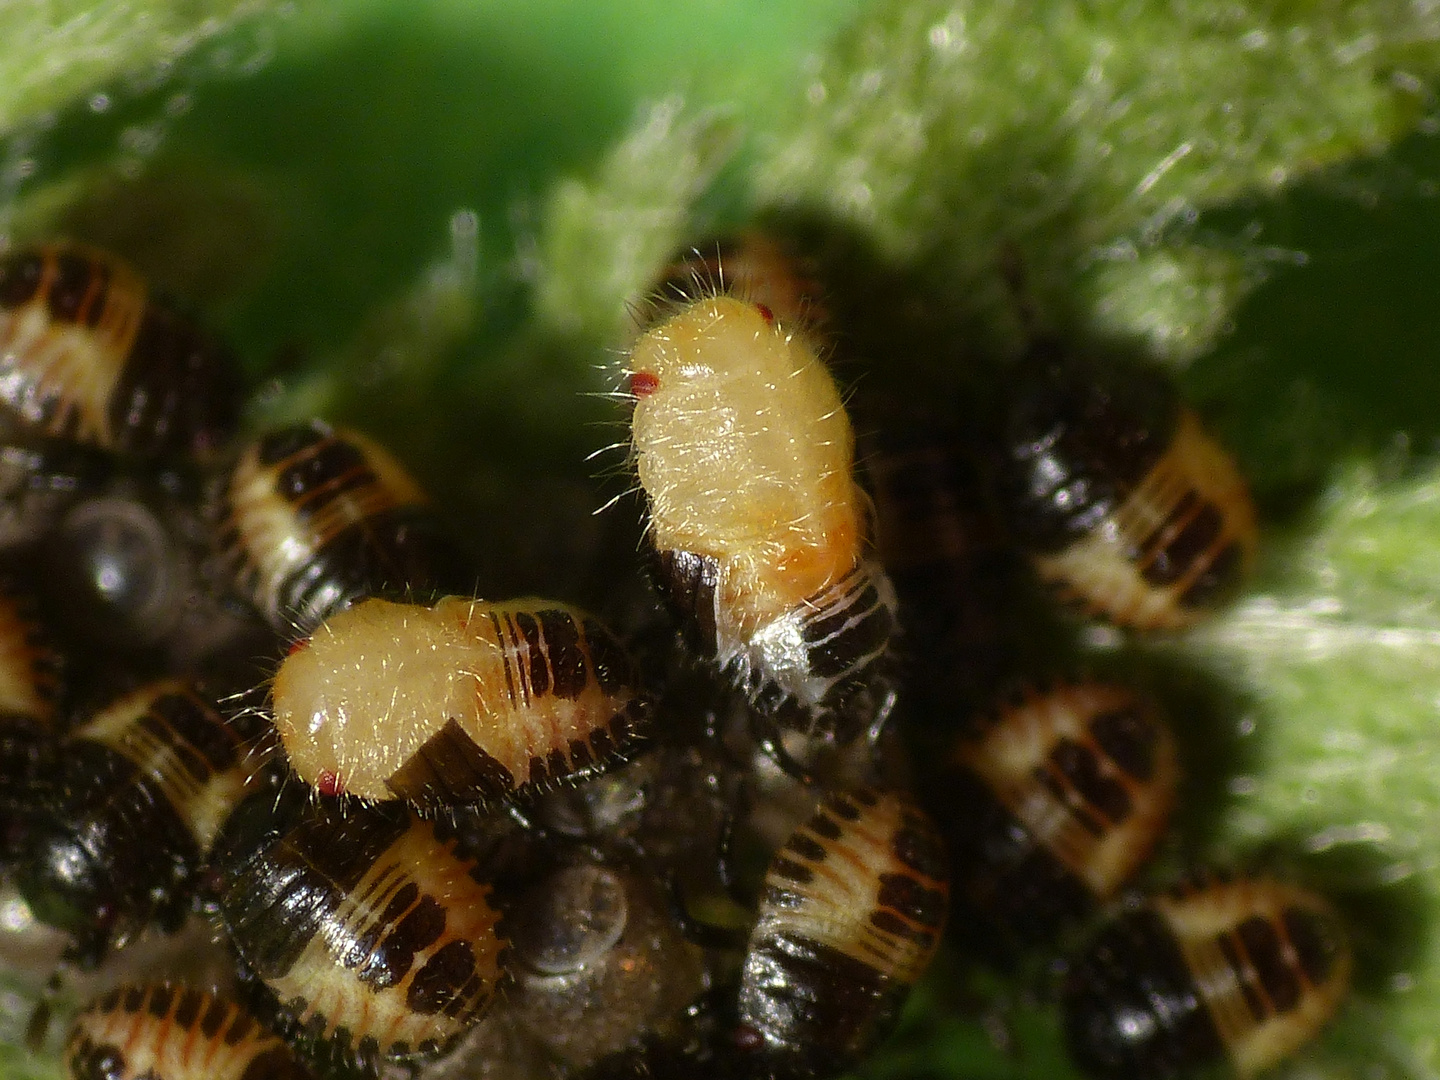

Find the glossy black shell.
[
  {"left": 1063, "top": 906, "right": 1225, "bottom": 1079},
  {"left": 934, "top": 764, "right": 1097, "bottom": 950},
  {"left": 15, "top": 683, "right": 256, "bottom": 965},
  {"left": 1062, "top": 880, "right": 1350, "bottom": 1079},
  {"left": 999, "top": 351, "right": 1179, "bottom": 554}
]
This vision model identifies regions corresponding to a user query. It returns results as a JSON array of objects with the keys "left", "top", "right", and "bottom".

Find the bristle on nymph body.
[{"left": 626, "top": 286, "right": 897, "bottom": 743}]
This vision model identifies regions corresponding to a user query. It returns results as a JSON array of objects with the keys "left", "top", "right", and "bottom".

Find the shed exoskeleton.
[{"left": 627, "top": 292, "right": 896, "bottom": 741}]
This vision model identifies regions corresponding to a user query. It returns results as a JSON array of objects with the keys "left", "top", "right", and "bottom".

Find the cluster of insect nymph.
[{"left": 0, "top": 231, "right": 1355, "bottom": 1080}]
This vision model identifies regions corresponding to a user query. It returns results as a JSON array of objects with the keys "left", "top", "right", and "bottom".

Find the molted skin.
[
  {"left": 215, "top": 794, "right": 507, "bottom": 1074},
  {"left": 272, "top": 595, "right": 646, "bottom": 806},
  {"left": 16, "top": 680, "right": 261, "bottom": 964},
  {"left": 1064, "top": 876, "right": 1352, "bottom": 1079},
  {"left": 938, "top": 680, "right": 1178, "bottom": 946},
  {"left": 629, "top": 295, "right": 896, "bottom": 729},
  {"left": 218, "top": 420, "right": 466, "bottom": 634},
  {"left": 66, "top": 983, "right": 310, "bottom": 1080},
  {"left": 0, "top": 243, "right": 239, "bottom": 459},
  {"left": 736, "top": 788, "right": 949, "bottom": 1078},
  {"left": 506, "top": 863, "right": 707, "bottom": 1072},
  {"left": 46, "top": 492, "right": 190, "bottom": 652},
  {"left": 1002, "top": 358, "right": 1257, "bottom": 630}
]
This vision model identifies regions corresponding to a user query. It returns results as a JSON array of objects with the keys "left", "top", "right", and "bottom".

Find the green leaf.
[
  {"left": 1176, "top": 460, "right": 1440, "bottom": 1075},
  {"left": 0, "top": 0, "right": 280, "bottom": 139}
]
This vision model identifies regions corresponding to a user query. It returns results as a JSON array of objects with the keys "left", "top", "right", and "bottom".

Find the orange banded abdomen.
[{"left": 66, "top": 983, "right": 308, "bottom": 1080}]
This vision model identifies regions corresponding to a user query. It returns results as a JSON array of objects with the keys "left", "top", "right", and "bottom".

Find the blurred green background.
[{"left": 10, "top": 0, "right": 1440, "bottom": 1077}]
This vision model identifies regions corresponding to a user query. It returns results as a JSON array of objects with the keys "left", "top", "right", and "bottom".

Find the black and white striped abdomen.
[
  {"left": 216, "top": 420, "right": 464, "bottom": 634},
  {"left": 215, "top": 793, "right": 507, "bottom": 1074},
  {"left": 796, "top": 560, "right": 897, "bottom": 695},
  {"left": 80, "top": 681, "right": 260, "bottom": 850},
  {"left": 1158, "top": 876, "right": 1351, "bottom": 1077},
  {"left": 736, "top": 787, "right": 948, "bottom": 1073},
  {"left": 0, "top": 243, "right": 238, "bottom": 460},
  {"left": 1001, "top": 354, "right": 1257, "bottom": 631},
  {"left": 937, "top": 680, "right": 1179, "bottom": 947},
  {"left": 719, "top": 558, "right": 897, "bottom": 733},
  {"left": 1063, "top": 875, "right": 1351, "bottom": 1079}
]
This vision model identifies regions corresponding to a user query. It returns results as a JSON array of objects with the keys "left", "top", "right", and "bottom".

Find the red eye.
[
  {"left": 629, "top": 372, "right": 660, "bottom": 397},
  {"left": 732, "top": 1024, "right": 766, "bottom": 1052},
  {"left": 287, "top": 638, "right": 309, "bottom": 656},
  {"left": 755, "top": 303, "right": 774, "bottom": 324},
  {"left": 316, "top": 769, "right": 345, "bottom": 796}
]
